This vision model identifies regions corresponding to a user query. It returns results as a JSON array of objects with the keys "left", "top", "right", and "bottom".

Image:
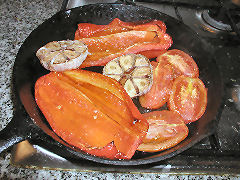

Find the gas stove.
[{"left": 11, "top": 0, "right": 240, "bottom": 175}]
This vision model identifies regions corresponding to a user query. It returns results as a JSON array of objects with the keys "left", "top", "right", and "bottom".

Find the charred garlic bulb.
[
  {"left": 36, "top": 40, "right": 89, "bottom": 72},
  {"left": 103, "top": 54, "right": 153, "bottom": 98}
]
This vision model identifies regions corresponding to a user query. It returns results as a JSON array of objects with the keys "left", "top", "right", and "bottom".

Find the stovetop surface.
[{"left": 11, "top": 0, "right": 240, "bottom": 175}]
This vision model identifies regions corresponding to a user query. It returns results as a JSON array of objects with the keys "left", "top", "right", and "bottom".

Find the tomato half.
[
  {"left": 168, "top": 76, "right": 207, "bottom": 124},
  {"left": 139, "top": 61, "right": 174, "bottom": 109},
  {"left": 137, "top": 110, "right": 189, "bottom": 152},
  {"left": 157, "top": 49, "right": 199, "bottom": 78}
]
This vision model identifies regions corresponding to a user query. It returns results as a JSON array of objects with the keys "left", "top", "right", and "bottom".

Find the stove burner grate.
[{"left": 201, "top": 7, "right": 240, "bottom": 39}]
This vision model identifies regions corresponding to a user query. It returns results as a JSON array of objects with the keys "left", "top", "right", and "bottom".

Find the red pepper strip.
[
  {"left": 35, "top": 70, "right": 148, "bottom": 159},
  {"left": 63, "top": 70, "right": 144, "bottom": 121},
  {"left": 60, "top": 74, "right": 136, "bottom": 132},
  {"left": 75, "top": 18, "right": 166, "bottom": 39},
  {"left": 78, "top": 30, "right": 172, "bottom": 68},
  {"left": 63, "top": 70, "right": 148, "bottom": 135}
]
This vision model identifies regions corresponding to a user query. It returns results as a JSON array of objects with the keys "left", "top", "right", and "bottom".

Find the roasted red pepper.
[
  {"left": 75, "top": 18, "right": 167, "bottom": 38},
  {"left": 75, "top": 18, "right": 172, "bottom": 67},
  {"left": 35, "top": 70, "right": 148, "bottom": 159}
]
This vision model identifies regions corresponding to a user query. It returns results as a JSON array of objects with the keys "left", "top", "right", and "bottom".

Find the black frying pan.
[{"left": 0, "top": 3, "right": 223, "bottom": 165}]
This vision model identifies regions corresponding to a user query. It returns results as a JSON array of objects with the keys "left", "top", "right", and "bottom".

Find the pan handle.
[{"left": 0, "top": 111, "right": 38, "bottom": 154}]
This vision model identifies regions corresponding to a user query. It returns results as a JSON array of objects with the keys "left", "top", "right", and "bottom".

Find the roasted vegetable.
[
  {"left": 103, "top": 54, "right": 153, "bottom": 98},
  {"left": 168, "top": 76, "right": 207, "bottom": 123},
  {"left": 36, "top": 40, "right": 88, "bottom": 71},
  {"left": 75, "top": 18, "right": 167, "bottom": 38},
  {"left": 137, "top": 110, "right": 189, "bottom": 152},
  {"left": 139, "top": 61, "right": 174, "bottom": 109},
  {"left": 157, "top": 49, "right": 199, "bottom": 78},
  {"left": 75, "top": 18, "right": 172, "bottom": 68},
  {"left": 35, "top": 70, "right": 148, "bottom": 159}
]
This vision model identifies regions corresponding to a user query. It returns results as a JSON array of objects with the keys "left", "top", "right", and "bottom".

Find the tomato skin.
[
  {"left": 139, "top": 61, "right": 174, "bottom": 109},
  {"left": 137, "top": 110, "right": 189, "bottom": 152},
  {"left": 157, "top": 49, "right": 199, "bottom": 78},
  {"left": 168, "top": 76, "right": 207, "bottom": 124}
]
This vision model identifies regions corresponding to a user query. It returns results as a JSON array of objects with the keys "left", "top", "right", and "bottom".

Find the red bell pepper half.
[
  {"left": 35, "top": 70, "right": 148, "bottom": 159},
  {"left": 75, "top": 18, "right": 172, "bottom": 68}
]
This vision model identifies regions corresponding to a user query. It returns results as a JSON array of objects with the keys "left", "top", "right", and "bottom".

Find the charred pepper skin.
[{"left": 75, "top": 18, "right": 172, "bottom": 68}]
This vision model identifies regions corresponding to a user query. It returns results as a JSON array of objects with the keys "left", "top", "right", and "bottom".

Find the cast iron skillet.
[{"left": 0, "top": 3, "right": 222, "bottom": 165}]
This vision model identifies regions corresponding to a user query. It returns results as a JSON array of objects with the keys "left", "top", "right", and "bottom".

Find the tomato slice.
[
  {"left": 168, "top": 76, "right": 207, "bottom": 124},
  {"left": 139, "top": 61, "right": 174, "bottom": 109},
  {"left": 137, "top": 110, "right": 189, "bottom": 152},
  {"left": 157, "top": 49, "right": 199, "bottom": 78}
]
